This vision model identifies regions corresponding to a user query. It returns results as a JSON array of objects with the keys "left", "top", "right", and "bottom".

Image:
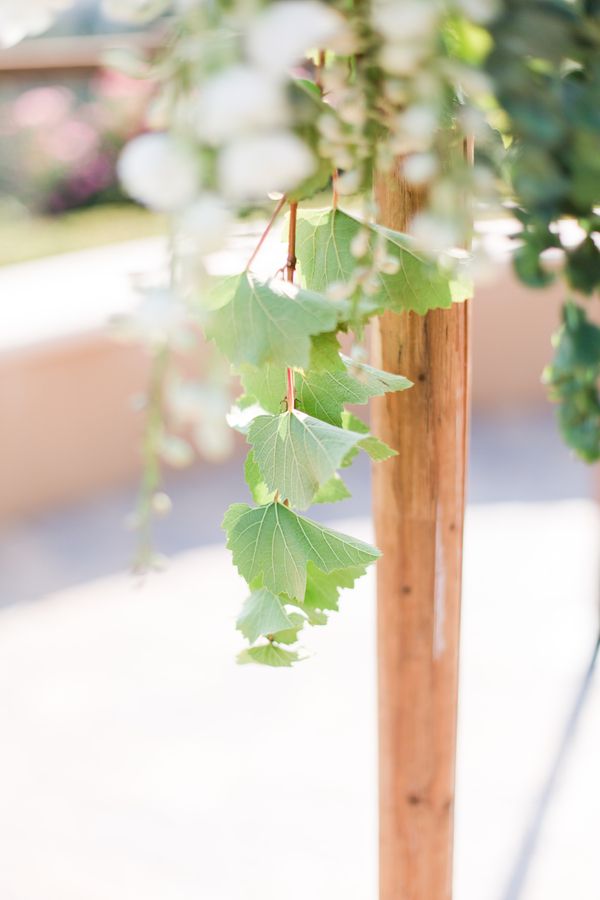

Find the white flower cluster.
[
  {"left": 114, "top": 0, "right": 354, "bottom": 250},
  {"left": 108, "top": 0, "right": 358, "bottom": 490},
  {"left": 317, "top": 61, "right": 370, "bottom": 198},
  {"left": 168, "top": 379, "right": 233, "bottom": 461},
  {"left": 371, "top": 0, "right": 498, "bottom": 257},
  {"left": 0, "top": 0, "right": 73, "bottom": 47}
]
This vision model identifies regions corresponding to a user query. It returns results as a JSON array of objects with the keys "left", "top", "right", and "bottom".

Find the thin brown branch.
[
  {"left": 315, "top": 49, "right": 326, "bottom": 91},
  {"left": 245, "top": 195, "right": 287, "bottom": 271},
  {"left": 285, "top": 200, "right": 298, "bottom": 282},
  {"left": 285, "top": 200, "right": 299, "bottom": 413},
  {"left": 332, "top": 169, "right": 339, "bottom": 210}
]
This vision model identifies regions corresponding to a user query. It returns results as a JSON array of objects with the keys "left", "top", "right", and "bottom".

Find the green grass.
[{"left": 0, "top": 204, "right": 167, "bottom": 267}]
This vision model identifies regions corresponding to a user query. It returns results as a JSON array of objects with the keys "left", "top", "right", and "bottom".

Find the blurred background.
[{"left": 0, "top": 4, "right": 599, "bottom": 900}]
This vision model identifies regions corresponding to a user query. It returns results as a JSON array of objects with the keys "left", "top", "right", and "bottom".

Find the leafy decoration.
[
  {"left": 312, "top": 474, "right": 351, "bottom": 504},
  {"left": 302, "top": 563, "right": 369, "bottom": 612},
  {"left": 545, "top": 303, "right": 600, "bottom": 462},
  {"left": 237, "top": 644, "right": 301, "bottom": 667},
  {"left": 213, "top": 237, "right": 416, "bottom": 663},
  {"left": 295, "top": 208, "right": 471, "bottom": 314},
  {"left": 240, "top": 352, "right": 412, "bottom": 425},
  {"left": 341, "top": 411, "right": 396, "bottom": 463},
  {"left": 236, "top": 588, "right": 294, "bottom": 643},
  {"left": 244, "top": 451, "right": 275, "bottom": 505},
  {"left": 206, "top": 272, "right": 338, "bottom": 368},
  {"left": 246, "top": 448, "right": 350, "bottom": 507},
  {"left": 248, "top": 410, "right": 364, "bottom": 509},
  {"left": 223, "top": 501, "right": 380, "bottom": 602}
]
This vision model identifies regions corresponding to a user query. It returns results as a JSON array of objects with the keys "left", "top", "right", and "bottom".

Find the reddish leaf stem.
[
  {"left": 285, "top": 200, "right": 298, "bottom": 282},
  {"left": 315, "top": 49, "right": 326, "bottom": 92},
  {"left": 285, "top": 200, "right": 298, "bottom": 413},
  {"left": 332, "top": 169, "right": 339, "bottom": 209},
  {"left": 246, "top": 195, "right": 287, "bottom": 271}
]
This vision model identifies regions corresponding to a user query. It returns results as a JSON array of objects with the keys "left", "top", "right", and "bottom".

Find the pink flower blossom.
[
  {"left": 38, "top": 119, "right": 100, "bottom": 164},
  {"left": 12, "top": 86, "right": 74, "bottom": 129}
]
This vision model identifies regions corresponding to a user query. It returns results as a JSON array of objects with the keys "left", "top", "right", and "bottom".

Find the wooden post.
[{"left": 372, "top": 165, "right": 471, "bottom": 899}]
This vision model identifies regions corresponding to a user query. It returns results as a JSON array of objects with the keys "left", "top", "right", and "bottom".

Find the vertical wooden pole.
[{"left": 372, "top": 164, "right": 471, "bottom": 900}]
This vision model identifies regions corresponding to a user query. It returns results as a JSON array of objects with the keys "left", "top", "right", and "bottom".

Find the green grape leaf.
[
  {"left": 223, "top": 502, "right": 380, "bottom": 601},
  {"left": 239, "top": 363, "right": 287, "bottom": 415},
  {"left": 240, "top": 353, "right": 411, "bottom": 424},
  {"left": 297, "top": 356, "right": 412, "bottom": 426},
  {"left": 309, "top": 332, "right": 346, "bottom": 371},
  {"left": 357, "top": 435, "right": 396, "bottom": 461},
  {"left": 270, "top": 612, "right": 306, "bottom": 645},
  {"left": 300, "top": 606, "right": 328, "bottom": 626},
  {"left": 342, "top": 355, "right": 413, "bottom": 395},
  {"left": 244, "top": 451, "right": 276, "bottom": 505},
  {"left": 303, "top": 562, "right": 369, "bottom": 611},
  {"left": 312, "top": 474, "right": 351, "bottom": 504},
  {"left": 341, "top": 411, "right": 397, "bottom": 462},
  {"left": 236, "top": 588, "right": 294, "bottom": 644},
  {"left": 205, "top": 272, "right": 338, "bottom": 369},
  {"left": 237, "top": 644, "right": 301, "bottom": 667},
  {"left": 545, "top": 303, "right": 600, "bottom": 462},
  {"left": 248, "top": 411, "right": 364, "bottom": 508},
  {"left": 246, "top": 450, "right": 349, "bottom": 507},
  {"left": 295, "top": 208, "right": 471, "bottom": 314},
  {"left": 287, "top": 78, "right": 333, "bottom": 202}
]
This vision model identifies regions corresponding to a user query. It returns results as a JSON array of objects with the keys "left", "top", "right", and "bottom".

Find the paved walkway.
[
  {"left": 0, "top": 226, "right": 598, "bottom": 898},
  {"left": 0, "top": 501, "right": 598, "bottom": 899}
]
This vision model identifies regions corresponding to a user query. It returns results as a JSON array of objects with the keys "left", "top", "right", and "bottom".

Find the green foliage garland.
[
  {"left": 41, "top": 0, "right": 596, "bottom": 663},
  {"left": 484, "top": 0, "right": 600, "bottom": 459},
  {"left": 213, "top": 200, "right": 458, "bottom": 664}
]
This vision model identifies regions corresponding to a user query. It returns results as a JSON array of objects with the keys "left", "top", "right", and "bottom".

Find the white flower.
[
  {"left": 167, "top": 380, "right": 206, "bottom": 424},
  {"left": 0, "top": 0, "right": 73, "bottom": 48},
  {"left": 403, "top": 152, "right": 438, "bottom": 185},
  {"left": 379, "top": 43, "right": 428, "bottom": 77},
  {"left": 174, "top": 0, "right": 201, "bottom": 9},
  {"left": 193, "top": 65, "right": 288, "bottom": 146},
  {"left": 412, "top": 212, "right": 461, "bottom": 255},
  {"left": 318, "top": 113, "right": 344, "bottom": 143},
  {"left": 246, "top": 0, "right": 354, "bottom": 76},
  {"left": 540, "top": 247, "right": 566, "bottom": 275},
  {"left": 115, "top": 287, "right": 189, "bottom": 345},
  {"left": 454, "top": 0, "right": 500, "bottom": 24},
  {"left": 334, "top": 89, "right": 367, "bottom": 127},
  {"left": 350, "top": 229, "right": 370, "bottom": 259},
  {"left": 101, "top": 0, "right": 170, "bottom": 24},
  {"left": 218, "top": 131, "right": 315, "bottom": 202},
  {"left": 178, "top": 193, "right": 233, "bottom": 255},
  {"left": 336, "top": 168, "right": 362, "bottom": 196},
  {"left": 159, "top": 434, "right": 195, "bottom": 468},
  {"left": 394, "top": 105, "right": 439, "bottom": 144},
  {"left": 118, "top": 133, "right": 201, "bottom": 212},
  {"left": 194, "top": 421, "right": 234, "bottom": 462},
  {"left": 371, "top": 0, "right": 438, "bottom": 42}
]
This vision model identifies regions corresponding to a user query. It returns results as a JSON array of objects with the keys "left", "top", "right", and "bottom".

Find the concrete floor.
[
  {"left": 0, "top": 500, "right": 598, "bottom": 899},
  {"left": 0, "top": 411, "right": 598, "bottom": 898},
  {"left": 0, "top": 409, "right": 594, "bottom": 607},
  {"left": 0, "top": 228, "right": 598, "bottom": 898}
]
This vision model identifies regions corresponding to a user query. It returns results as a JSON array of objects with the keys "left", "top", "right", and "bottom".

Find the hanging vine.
[{"left": 9, "top": 0, "right": 600, "bottom": 663}]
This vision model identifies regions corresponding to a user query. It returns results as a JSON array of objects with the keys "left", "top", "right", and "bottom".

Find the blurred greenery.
[
  {"left": 485, "top": 0, "right": 600, "bottom": 462},
  {"left": 0, "top": 204, "right": 165, "bottom": 266},
  {"left": 545, "top": 303, "right": 600, "bottom": 462}
]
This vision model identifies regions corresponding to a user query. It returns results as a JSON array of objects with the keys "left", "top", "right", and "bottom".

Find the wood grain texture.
[{"left": 373, "top": 163, "right": 471, "bottom": 900}]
